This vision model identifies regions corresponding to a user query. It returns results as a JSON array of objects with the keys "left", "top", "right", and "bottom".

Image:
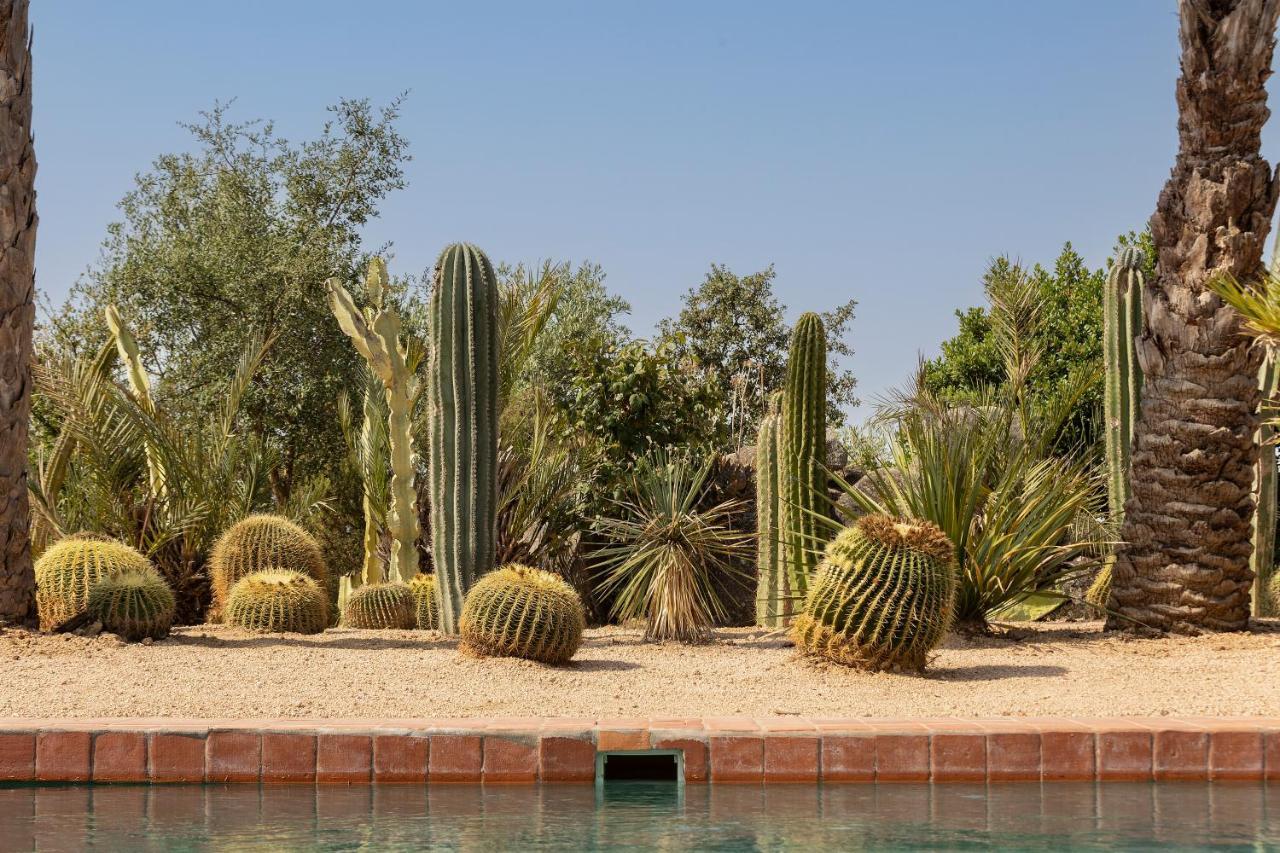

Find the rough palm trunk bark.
[
  {"left": 1108, "top": 0, "right": 1280, "bottom": 634},
  {"left": 0, "top": 0, "right": 34, "bottom": 626}
]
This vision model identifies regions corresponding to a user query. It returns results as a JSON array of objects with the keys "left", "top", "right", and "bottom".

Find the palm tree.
[
  {"left": 0, "top": 0, "right": 35, "bottom": 626},
  {"left": 1109, "top": 0, "right": 1280, "bottom": 633}
]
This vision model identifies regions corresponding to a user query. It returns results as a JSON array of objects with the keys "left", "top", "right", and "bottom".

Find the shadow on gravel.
[{"left": 930, "top": 663, "right": 1069, "bottom": 682}]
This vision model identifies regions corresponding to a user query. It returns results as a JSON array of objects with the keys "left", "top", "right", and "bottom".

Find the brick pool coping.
[{"left": 1, "top": 716, "right": 1278, "bottom": 785}]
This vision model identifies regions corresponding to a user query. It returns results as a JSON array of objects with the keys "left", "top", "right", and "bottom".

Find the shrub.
[
  {"left": 87, "top": 568, "right": 176, "bottom": 642},
  {"left": 224, "top": 570, "right": 329, "bottom": 634},
  {"left": 343, "top": 582, "right": 415, "bottom": 629},
  {"left": 409, "top": 573, "right": 439, "bottom": 630},
  {"left": 459, "top": 565, "right": 585, "bottom": 664},
  {"left": 35, "top": 536, "right": 153, "bottom": 630},
  {"left": 209, "top": 515, "right": 327, "bottom": 619},
  {"left": 792, "top": 514, "right": 955, "bottom": 672}
]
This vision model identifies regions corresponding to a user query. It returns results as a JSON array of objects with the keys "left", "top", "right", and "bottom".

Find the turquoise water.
[{"left": 1, "top": 781, "right": 1278, "bottom": 851}]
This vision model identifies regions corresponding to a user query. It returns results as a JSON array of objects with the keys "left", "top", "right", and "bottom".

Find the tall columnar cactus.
[
  {"left": 755, "top": 391, "right": 786, "bottom": 627},
  {"left": 1103, "top": 247, "right": 1145, "bottom": 523},
  {"left": 459, "top": 565, "right": 585, "bottom": 664},
  {"left": 427, "top": 243, "right": 500, "bottom": 634},
  {"left": 779, "top": 312, "right": 828, "bottom": 615},
  {"left": 793, "top": 514, "right": 956, "bottom": 672},
  {"left": 328, "top": 258, "right": 420, "bottom": 585},
  {"left": 104, "top": 305, "right": 165, "bottom": 498},
  {"left": 34, "top": 537, "right": 154, "bottom": 630}
]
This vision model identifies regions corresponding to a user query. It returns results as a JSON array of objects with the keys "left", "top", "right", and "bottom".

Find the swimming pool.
[{"left": 1, "top": 781, "right": 1277, "bottom": 850}]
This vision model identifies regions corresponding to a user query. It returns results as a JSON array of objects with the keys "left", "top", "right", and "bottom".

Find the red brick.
[
  {"left": 93, "top": 732, "right": 147, "bottom": 782},
  {"left": 1097, "top": 730, "right": 1151, "bottom": 781},
  {"left": 1266, "top": 731, "right": 1280, "bottom": 781},
  {"left": 373, "top": 735, "right": 428, "bottom": 783},
  {"left": 821, "top": 736, "right": 874, "bottom": 782},
  {"left": 207, "top": 732, "right": 260, "bottom": 783},
  {"left": 150, "top": 733, "right": 205, "bottom": 783},
  {"left": 764, "top": 737, "right": 818, "bottom": 782},
  {"left": 987, "top": 733, "right": 1040, "bottom": 782},
  {"left": 1153, "top": 730, "right": 1208, "bottom": 781},
  {"left": 709, "top": 736, "right": 764, "bottom": 783},
  {"left": 483, "top": 737, "right": 537, "bottom": 783},
  {"left": 875, "top": 734, "right": 929, "bottom": 782},
  {"left": 429, "top": 735, "right": 482, "bottom": 783},
  {"left": 597, "top": 729, "right": 648, "bottom": 751},
  {"left": 261, "top": 733, "right": 316, "bottom": 784},
  {"left": 1210, "top": 730, "right": 1263, "bottom": 781},
  {"left": 317, "top": 734, "right": 371, "bottom": 785},
  {"left": 930, "top": 733, "right": 986, "bottom": 782},
  {"left": 0, "top": 732, "right": 34, "bottom": 781},
  {"left": 1041, "top": 731, "right": 1095, "bottom": 781},
  {"left": 539, "top": 736, "right": 596, "bottom": 783},
  {"left": 36, "top": 731, "right": 91, "bottom": 782},
  {"left": 653, "top": 737, "right": 708, "bottom": 783}
]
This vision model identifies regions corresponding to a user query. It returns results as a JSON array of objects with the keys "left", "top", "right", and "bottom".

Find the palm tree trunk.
[
  {"left": 0, "top": 0, "right": 35, "bottom": 626},
  {"left": 1108, "top": 0, "right": 1280, "bottom": 634}
]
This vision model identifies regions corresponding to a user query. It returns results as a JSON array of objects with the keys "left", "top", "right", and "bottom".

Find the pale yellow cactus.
[{"left": 104, "top": 305, "right": 165, "bottom": 498}]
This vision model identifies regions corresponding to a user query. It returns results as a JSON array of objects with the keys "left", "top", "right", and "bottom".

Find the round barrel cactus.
[
  {"left": 343, "top": 582, "right": 416, "bottom": 629},
  {"left": 459, "top": 565, "right": 585, "bottom": 665},
  {"left": 87, "top": 568, "right": 176, "bottom": 642},
  {"left": 209, "top": 515, "right": 327, "bottom": 619},
  {"left": 793, "top": 514, "right": 956, "bottom": 672},
  {"left": 409, "top": 573, "right": 439, "bottom": 630},
  {"left": 35, "top": 536, "right": 154, "bottom": 630},
  {"left": 224, "top": 570, "right": 329, "bottom": 634}
]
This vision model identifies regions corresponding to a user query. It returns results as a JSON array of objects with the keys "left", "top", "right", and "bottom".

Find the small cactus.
[
  {"left": 35, "top": 537, "right": 153, "bottom": 630},
  {"left": 87, "top": 568, "right": 175, "bottom": 642},
  {"left": 209, "top": 515, "right": 327, "bottom": 619},
  {"left": 343, "top": 582, "right": 416, "bottom": 629},
  {"left": 224, "top": 570, "right": 329, "bottom": 634},
  {"left": 792, "top": 514, "right": 956, "bottom": 672},
  {"left": 459, "top": 565, "right": 585, "bottom": 665},
  {"left": 409, "top": 573, "right": 439, "bottom": 630},
  {"left": 1085, "top": 562, "right": 1113, "bottom": 612}
]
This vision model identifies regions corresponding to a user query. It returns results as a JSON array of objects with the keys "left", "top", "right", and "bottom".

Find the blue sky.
[{"left": 32, "top": 1, "right": 1264, "bottom": 420}]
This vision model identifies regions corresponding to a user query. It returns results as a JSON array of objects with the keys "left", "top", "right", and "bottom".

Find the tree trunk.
[{"left": 1109, "top": 0, "right": 1280, "bottom": 634}]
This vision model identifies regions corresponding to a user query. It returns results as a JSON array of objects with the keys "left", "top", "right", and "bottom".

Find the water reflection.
[{"left": 0, "top": 781, "right": 1276, "bottom": 851}]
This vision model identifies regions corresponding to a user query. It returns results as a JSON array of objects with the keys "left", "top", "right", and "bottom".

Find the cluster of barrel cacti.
[
  {"left": 224, "top": 570, "right": 330, "bottom": 634},
  {"left": 34, "top": 535, "right": 175, "bottom": 642},
  {"left": 459, "top": 564, "right": 586, "bottom": 665},
  {"left": 209, "top": 514, "right": 328, "bottom": 619}
]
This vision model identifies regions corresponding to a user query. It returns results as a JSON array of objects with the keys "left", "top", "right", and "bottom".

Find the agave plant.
[{"left": 592, "top": 451, "right": 751, "bottom": 642}]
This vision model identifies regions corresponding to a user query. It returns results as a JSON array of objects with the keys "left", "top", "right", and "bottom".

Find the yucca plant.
[{"left": 593, "top": 451, "right": 751, "bottom": 642}]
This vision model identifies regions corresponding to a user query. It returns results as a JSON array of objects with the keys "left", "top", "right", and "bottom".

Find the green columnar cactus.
[
  {"left": 1103, "top": 247, "right": 1145, "bottom": 522},
  {"left": 409, "top": 573, "right": 439, "bottom": 630},
  {"left": 87, "top": 568, "right": 175, "bottom": 642},
  {"left": 328, "top": 258, "right": 420, "bottom": 584},
  {"left": 779, "top": 312, "right": 828, "bottom": 616},
  {"left": 104, "top": 305, "right": 165, "bottom": 498},
  {"left": 343, "top": 582, "right": 416, "bottom": 629},
  {"left": 224, "top": 570, "right": 329, "bottom": 634},
  {"left": 428, "top": 243, "right": 500, "bottom": 634},
  {"left": 35, "top": 537, "right": 153, "bottom": 630},
  {"left": 209, "top": 515, "right": 327, "bottom": 619},
  {"left": 792, "top": 514, "right": 956, "bottom": 672},
  {"left": 755, "top": 391, "right": 786, "bottom": 627},
  {"left": 459, "top": 565, "right": 585, "bottom": 664}
]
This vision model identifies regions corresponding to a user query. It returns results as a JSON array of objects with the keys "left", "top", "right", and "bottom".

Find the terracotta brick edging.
[{"left": 0, "top": 716, "right": 1277, "bottom": 785}]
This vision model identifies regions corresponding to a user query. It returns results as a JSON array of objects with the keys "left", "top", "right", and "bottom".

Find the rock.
[{"left": 142, "top": 637, "right": 154, "bottom": 646}]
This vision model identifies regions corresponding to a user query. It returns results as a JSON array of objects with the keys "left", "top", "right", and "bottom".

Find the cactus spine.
[
  {"left": 779, "top": 312, "right": 828, "bottom": 615},
  {"left": 427, "top": 243, "right": 500, "bottom": 634},
  {"left": 755, "top": 391, "right": 786, "bottom": 627},
  {"left": 104, "top": 305, "right": 165, "bottom": 498},
  {"left": 1103, "top": 248, "right": 1145, "bottom": 522}
]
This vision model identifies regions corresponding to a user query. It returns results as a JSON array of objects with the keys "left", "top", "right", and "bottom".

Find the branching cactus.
[
  {"left": 459, "top": 565, "right": 585, "bottom": 664},
  {"left": 328, "top": 258, "right": 420, "bottom": 585},
  {"left": 1103, "top": 247, "right": 1145, "bottom": 522},
  {"left": 780, "top": 312, "right": 828, "bottom": 614},
  {"left": 427, "top": 243, "right": 500, "bottom": 634},
  {"left": 755, "top": 391, "right": 786, "bottom": 627}
]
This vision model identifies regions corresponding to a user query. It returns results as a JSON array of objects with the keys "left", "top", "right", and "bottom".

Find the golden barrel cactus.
[
  {"left": 409, "top": 573, "right": 439, "bottom": 630},
  {"left": 343, "top": 582, "right": 416, "bottom": 629},
  {"left": 209, "top": 515, "right": 327, "bottom": 619},
  {"left": 459, "top": 565, "right": 585, "bottom": 665},
  {"left": 224, "top": 570, "right": 329, "bottom": 634},
  {"left": 35, "top": 537, "right": 153, "bottom": 630},
  {"left": 87, "top": 568, "right": 176, "bottom": 642}
]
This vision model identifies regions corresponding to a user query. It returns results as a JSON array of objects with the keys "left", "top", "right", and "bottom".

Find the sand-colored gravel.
[{"left": 2, "top": 621, "right": 1278, "bottom": 720}]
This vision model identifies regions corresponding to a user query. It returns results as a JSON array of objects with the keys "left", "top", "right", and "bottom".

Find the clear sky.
[{"left": 32, "top": 1, "right": 1274, "bottom": 420}]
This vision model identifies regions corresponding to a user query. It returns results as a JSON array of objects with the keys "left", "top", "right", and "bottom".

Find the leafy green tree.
[
  {"left": 657, "top": 264, "right": 858, "bottom": 442},
  {"left": 46, "top": 98, "right": 412, "bottom": 502}
]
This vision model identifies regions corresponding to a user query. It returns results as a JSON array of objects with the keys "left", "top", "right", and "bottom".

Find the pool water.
[{"left": 1, "top": 781, "right": 1278, "bottom": 851}]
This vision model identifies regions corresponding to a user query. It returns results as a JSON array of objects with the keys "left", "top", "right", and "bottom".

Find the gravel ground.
[{"left": 2, "top": 621, "right": 1278, "bottom": 720}]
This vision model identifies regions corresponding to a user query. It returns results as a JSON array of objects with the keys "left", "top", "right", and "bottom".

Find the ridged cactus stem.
[
  {"left": 1252, "top": 353, "right": 1278, "bottom": 615},
  {"left": 779, "top": 312, "right": 828, "bottom": 618},
  {"left": 104, "top": 305, "right": 165, "bottom": 498},
  {"left": 755, "top": 391, "right": 785, "bottom": 627},
  {"left": 1102, "top": 249, "right": 1144, "bottom": 522},
  {"left": 358, "top": 385, "right": 383, "bottom": 586},
  {"left": 327, "top": 259, "right": 419, "bottom": 583},
  {"left": 428, "top": 243, "right": 500, "bottom": 634}
]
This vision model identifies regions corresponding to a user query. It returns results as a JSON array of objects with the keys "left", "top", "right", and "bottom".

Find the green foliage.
[
  {"left": 87, "top": 568, "right": 176, "bottom": 642},
  {"left": 343, "top": 582, "right": 416, "bottom": 629},
  {"left": 755, "top": 392, "right": 786, "bottom": 627},
  {"left": 657, "top": 264, "right": 858, "bottom": 441},
  {"left": 209, "top": 515, "right": 327, "bottom": 619},
  {"left": 793, "top": 514, "right": 956, "bottom": 672},
  {"left": 593, "top": 452, "right": 751, "bottom": 642},
  {"left": 34, "top": 537, "right": 153, "bottom": 630},
  {"left": 224, "top": 570, "right": 329, "bottom": 634},
  {"left": 459, "top": 564, "right": 586, "bottom": 664},
  {"left": 409, "top": 573, "right": 439, "bottom": 630},
  {"left": 780, "top": 313, "right": 830, "bottom": 609}
]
